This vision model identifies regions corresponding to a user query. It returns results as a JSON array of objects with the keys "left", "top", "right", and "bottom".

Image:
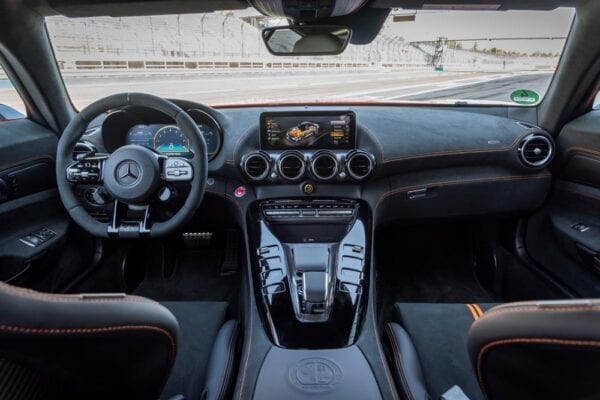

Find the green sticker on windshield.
[{"left": 510, "top": 89, "right": 540, "bottom": 105}]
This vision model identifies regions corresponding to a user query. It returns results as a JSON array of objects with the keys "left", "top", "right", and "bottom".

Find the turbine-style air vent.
[
  {"left": 346, "top": 151, "right": 374, "bottom": 180},
  {"left": 518, "top": 134, "right": 553, "bottom": 167},
  {"left": 311, "top": 152, "right": 338, "bottom": 181},
  {"left": 243, "top": 152, "right": 270, "bottom": 181},
  {"left": 277, "top": 152, "right": 305, "bottom": 181}
]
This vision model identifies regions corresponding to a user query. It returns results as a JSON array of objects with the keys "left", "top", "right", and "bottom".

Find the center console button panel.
[{"left": 261, "top": 199, "right": 357, "bottom": 223}]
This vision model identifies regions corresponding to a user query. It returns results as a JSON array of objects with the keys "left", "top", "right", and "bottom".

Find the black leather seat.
[
  {"left": 0, "top": 281, "right": 240, "bottom": 400},
  {"left": 385, "top": 300, "right": 600, "bottom": 400}
]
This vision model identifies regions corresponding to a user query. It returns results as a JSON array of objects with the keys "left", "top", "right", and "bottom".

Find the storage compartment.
[{"left": 253, "top": 345, "right": 382, "bottom": 400}]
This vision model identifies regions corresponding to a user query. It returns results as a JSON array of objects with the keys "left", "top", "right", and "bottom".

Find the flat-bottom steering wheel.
[{"left": 56, "top": 93, "right": 208, "bottom": 238}]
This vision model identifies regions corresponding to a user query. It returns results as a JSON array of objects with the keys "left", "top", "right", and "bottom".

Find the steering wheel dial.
[{"left": 56, "top": 93, "right": 208, "bottom": 238}]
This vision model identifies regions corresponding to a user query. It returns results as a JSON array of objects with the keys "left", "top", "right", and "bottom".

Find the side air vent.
[
  {"left": 311, "top": 152, "right": 339, "bottom": 181},
  {"left": 243, "top": 152, "right": 270, "bottom": 181},
  {"left": 518, "top": 134, "right": 553, "bottom": 168},
  {"left": 277, "top": 152, "right": 306, "bottom": 181},
  {"left": 73, "top": 141, "right": 97, "bottom": 161},
  {"left": 346, "top": 151, "right": 374, "bottom": 180}
]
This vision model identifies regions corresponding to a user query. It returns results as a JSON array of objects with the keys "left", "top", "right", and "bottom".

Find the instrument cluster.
[{"left": 101, "top": 107, "right": 222, "bottom": 161}]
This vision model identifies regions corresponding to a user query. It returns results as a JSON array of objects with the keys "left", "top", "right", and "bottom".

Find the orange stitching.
[
  {"left": 386, "top": 324, "right": 415, "bottom": 400},
  {"left": 476, "top": 337, "right": 600, "bottom": 397},
  {"left": 0, "top": 282, "right": 155, "bottom": 305},
  {"left": 563, "top": 146, "right": 600, "bottom": 158},
  {"left": 382, "top": 134, "right": 523, "bottom": 163},
  {"left": 472, "top": 304, "right": 484, "bottom": 318},
  {"left": 0, "top": 324, "right": 176, "bottom": 361},
  {"left": 466, "top": 304, "right": 480, "bottom": 321}
]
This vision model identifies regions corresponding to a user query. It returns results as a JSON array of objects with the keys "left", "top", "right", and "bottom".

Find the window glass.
[
  {"left": 46, "top": 8, "right": 574, "bottom": 108},
  {"left": 0, "top": 64, "right": 26, "bottom": 119}
]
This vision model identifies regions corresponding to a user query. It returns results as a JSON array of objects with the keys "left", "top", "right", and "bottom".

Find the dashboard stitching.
[
  {"left": 381, "top": 136, "right": 522, "bottom": 163},
  {"left": 375, "top": 173, "right": 552, "bottom": 211},
  {"left": 563, "top": 146, "right": 600, "bottom": 158}
]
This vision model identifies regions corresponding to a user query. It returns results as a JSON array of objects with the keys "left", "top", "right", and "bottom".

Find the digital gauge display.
[
  {"left": 125, "top": 123, "right": 220, "bottom": 159},
  {"left": 154, "top": 125, "right": 190, "bottom": 155}
]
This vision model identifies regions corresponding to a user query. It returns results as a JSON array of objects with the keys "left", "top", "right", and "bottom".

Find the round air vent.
[
  {"left": 518, "top": 134, "right": 553, "bottom": 167},
  {"left": 311, "top": 152, "right": 338, "bottom": 181},
  {"left": 73, "top": 141, "right": 97, "bottom": 161},
  {"left": 346, "top": 151, "right": 374, "bottom": 180},
  {"left": 243, "top": 152, "right": 270, "bottom": 181},
  {"left": 277, "top": 152, "right": 306, "bottom": 181}
]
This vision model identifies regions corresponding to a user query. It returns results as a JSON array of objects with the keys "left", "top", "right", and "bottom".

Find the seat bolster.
[
  {"left": 0, "top": 281, "right": 180, "bottom": 399},
  {"left": 468, "top": 299, "right": 600, "bottom": 365},
  {"left": 385, "top": 322, "right": 429, "bottom": 400},
  {"left": 203, "top": 320, "right": 241, "bottom": 400},
  {"left": 468, "top": 299, "right": 600, "bottom": 399}
]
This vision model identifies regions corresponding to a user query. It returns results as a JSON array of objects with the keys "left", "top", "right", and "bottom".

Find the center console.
[
  {"left": 248, "top": 198, "right": 369, "bottom": 348},
  {"left": 240, "top": 111, "right": 384, "bottom": 399}
]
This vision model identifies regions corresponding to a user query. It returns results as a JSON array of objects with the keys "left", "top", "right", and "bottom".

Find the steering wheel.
[{"left": 56, "top": 93, "right": 208, "bottom": 238}]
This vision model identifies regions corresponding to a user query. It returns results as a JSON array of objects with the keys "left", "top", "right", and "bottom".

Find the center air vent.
[
  {"left": 277, "top": 152, "right": 306, "bottom": 181},
  {"left": 518, "top": 134, "right": 554, "bottom": 167},
  {"left": 311, "top": 152, "right": 339, "bottom": 181},
  {"left": 346, "top": 151, "right": 374, "bottom": 180},
  {"left": 243, "top": 152, "right": 270, "bottom": 181}
]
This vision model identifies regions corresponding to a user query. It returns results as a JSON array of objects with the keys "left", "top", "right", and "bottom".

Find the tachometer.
[
  {"left": 198, "top": 123, "right": 219, "bottom": 159},
  {"left": 153, "top": 125, "right": 190, "bottom": 155}
]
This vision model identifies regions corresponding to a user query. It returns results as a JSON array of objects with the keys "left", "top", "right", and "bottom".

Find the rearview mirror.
[{"left": 262, "top": 25, "right": 351, "bottom": 56}]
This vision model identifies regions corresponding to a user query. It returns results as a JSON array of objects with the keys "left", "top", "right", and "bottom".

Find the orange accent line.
[
  {"left": 466, "top": 304, "right": 480, "bottom": 321},
  {"left": 472, "top": 304, "right": 484, "bottom": 318}
]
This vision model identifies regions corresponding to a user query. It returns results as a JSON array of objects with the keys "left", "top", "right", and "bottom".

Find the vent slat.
[{"left": 519, "top": 135, "right": 553, "bottom": 167}]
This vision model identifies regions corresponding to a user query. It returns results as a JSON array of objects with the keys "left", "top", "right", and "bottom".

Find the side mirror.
[{"left": 262, "top": 25, "right": 351, "bottom": 56}]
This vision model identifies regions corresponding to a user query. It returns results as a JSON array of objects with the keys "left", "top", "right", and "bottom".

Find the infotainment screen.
[{"left": 260, "top": 111, "right": 356, "bottom": 150}]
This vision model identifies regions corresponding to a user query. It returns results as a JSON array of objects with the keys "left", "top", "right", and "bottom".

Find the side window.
[
  {"left": 593, "top": 90, "right": 600, "bottom": 110},
  {"left": 0, "top": 64, "right": 26, "bottom": 120}
]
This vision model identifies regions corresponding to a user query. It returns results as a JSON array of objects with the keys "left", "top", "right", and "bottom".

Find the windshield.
[{"left": 46, "top": 8, "right": 574, "bottom": 108}]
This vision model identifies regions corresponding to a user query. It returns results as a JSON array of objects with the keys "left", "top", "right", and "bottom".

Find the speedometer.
[{"left": 153, "top": 125, "right": 190, "bottom": 155}]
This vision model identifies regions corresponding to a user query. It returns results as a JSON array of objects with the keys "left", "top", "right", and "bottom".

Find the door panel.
[
  {"left": 526, "top": 111, "right": 600, "bottom": 296},
  {"left": 0, "top": 118, "right": 70, "bottom": 284}
]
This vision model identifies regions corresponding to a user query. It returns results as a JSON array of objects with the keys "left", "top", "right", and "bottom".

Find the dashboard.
[{"left": 79, "top": 99, "right": 555, "bottom": 224}]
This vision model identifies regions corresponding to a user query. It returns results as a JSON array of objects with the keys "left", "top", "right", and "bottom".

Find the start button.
[{"left": 302, "top": 182, "right": 315, "bottom": 195}]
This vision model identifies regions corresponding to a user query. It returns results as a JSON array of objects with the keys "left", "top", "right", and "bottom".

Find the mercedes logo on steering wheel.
[{"left": 116, "top": 160, "right": 142, "bottom": 186}]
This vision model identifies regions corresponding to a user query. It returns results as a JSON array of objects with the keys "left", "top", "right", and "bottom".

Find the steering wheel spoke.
[
  {"left": 107, "top": 201, "right": 151, "bottom": 238},
  {"left": 162, "top": 157, "right": 194, "bottom": 182},
  {"left": 66, "top": 155, "right": 108, "bottom": 184}
]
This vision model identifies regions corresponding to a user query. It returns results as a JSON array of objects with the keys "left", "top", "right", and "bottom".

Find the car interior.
[{"left": 0, "top": 0, "right": 599, "bottom": 399}]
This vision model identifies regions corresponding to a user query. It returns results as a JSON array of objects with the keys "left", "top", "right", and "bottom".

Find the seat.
[
  {"left": 160, "top": 301, "right": 240, "bottom": 400},
  {"left": 385, "top": 300, "right": 600, "bottom": 400},
  {"left": 0, "top": 281, "right": 240, "bottom": 400}
]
